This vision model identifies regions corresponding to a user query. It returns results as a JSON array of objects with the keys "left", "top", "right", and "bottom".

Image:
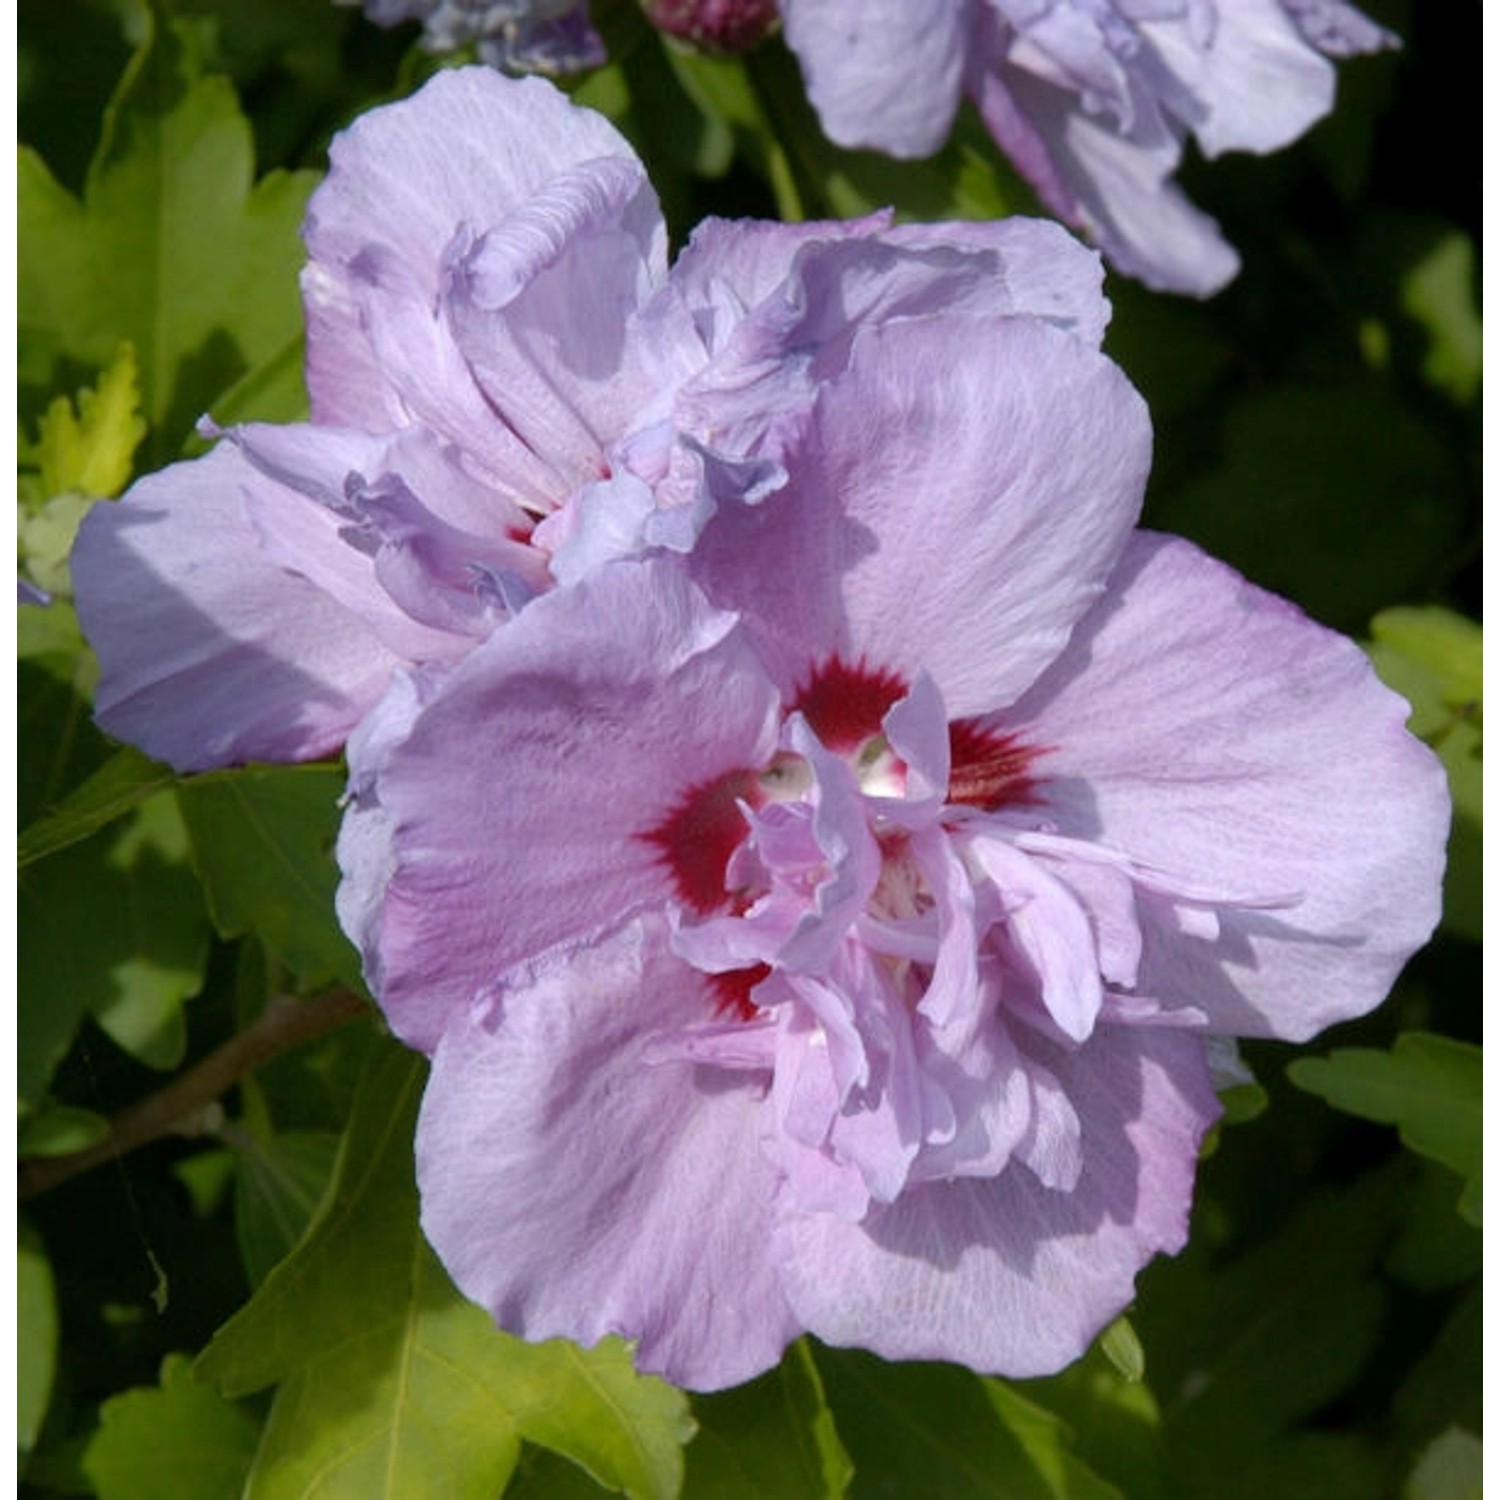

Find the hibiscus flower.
[
  {"left": 778, "top": 0, "right": 1395, "bottom": 296},
  {"left": 72, "top": 68, "right": 1108, "bottom": 772},
  {"left": 342, "top": 305, "right": 1447, "bottom": 1389}
]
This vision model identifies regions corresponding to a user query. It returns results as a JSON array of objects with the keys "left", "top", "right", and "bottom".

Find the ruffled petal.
[
  {"left": 443, "top": 153, "right": 667, "bottom": 491},
  {"left": 302, "top": 68, "right": 663, "bottom": 455},
  {"left": 1142, "top": 0, "right": 1335, "bottom": 156},
  {"left": 416, "top": 920, "right": 800, "bottom": 1392},
  {"left": 72, "top": 445, "right": 405, "bottom": 771},
  {"left": 775, "top": 1023, "right": 1218, "bottom": 1375},
  {"left": 974, "top": 60, "right": 1241, "bottom": 297},
  {"left": 999, "top": 533, "right": 1450, "bottom": 1040}
]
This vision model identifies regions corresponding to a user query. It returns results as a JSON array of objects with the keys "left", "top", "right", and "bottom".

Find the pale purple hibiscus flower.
[
  {"left": 779, "top": 0, "right": 1396, "bottom": 296},
  {"left": 343, "top": 0, "right": 605, "bottom": 74},
  {"left": 72, "top": 68, "right": 1108, "bottom": 774},
  {"left": 340, "top": 304, "right": 1448, "bottom": 1388}
]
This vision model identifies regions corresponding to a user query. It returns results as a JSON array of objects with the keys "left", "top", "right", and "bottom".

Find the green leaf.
[
  {"left": 17, "top": 492, "right": 100, "bottom": 602},
  {"left": 1150, "top": 384, "right": 1465, "bottom": 634},
  {"left": 1399, "top": 231, "right": 1482, "bottom": 405},
  {"left": 197, "top": 1040, "right": 694, "bottom": 1499},
  {"left": 1371, "top": 606, "right": 1483, "bottom": 724},
  {"left": 18, "top": 1103, "right": 111, "bottom": 1160},
  {"left": 1384, "top": 1160, "right": 1483, "bottom": 1292},
  {"left": 33, "top": 340, "right": 147, "bottom": 500},
  {"left": 1021, "top": 1339, "right": 1166, "bottom": 1500},
  {"left": 19, "top": 745, "right": 176, "bottom": 869},
  {"left": 1406, "top": 1429, "right": 1482, "bottom": 1500},
  {"left": 19, "top": 790, "right": 209, "bottom": 1101},
  {"left": 82, "top": 1353, "right": 261, "bottom": 1500},
  {"left": 685, "top": 1340, "right": 853, "bottom": 1498},
  {"left": 18, "top": 10, "right": 318, "bottom": 461},
  {"left": 177, "top": 763, "right": 362, "bottom": 991},
  {"left": 1367, "top": 608, "right": 1480, "bottom": 940},
  {"left": 814, "top": 1346, "right": 1122, "bottom": 1500},
  {"left": 1135, "top": 1170, "right": 1398, "bottom": 1500},
  {"left": 18, "top": 1221, "right": 59, "bottom": 1454},
  {"left": 225, "top": 1125, "right": 340, "bottom": 1287},
  {"left": 1392, "top": 1287, "right": 1481, "bottom": 1460},
  {"left": 1288, "top": 1033, "right": 1481, "bottom": 1225},
  {"left": 1097, "top": 1319, "right": 1145, "bottom": 1385}
]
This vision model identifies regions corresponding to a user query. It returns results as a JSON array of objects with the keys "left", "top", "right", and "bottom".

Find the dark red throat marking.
[
  {"left": 947, "top": 719, "right": 1046, "bottom": 810},
  {"left": 710, "top": 962, "right": 771, "bottom": 1022},
  {"left": 791, "top": 656, "right": 908, "bottom": 752},
  {"left": 643, "top": 769, "right": 760, "bottom": 914}
]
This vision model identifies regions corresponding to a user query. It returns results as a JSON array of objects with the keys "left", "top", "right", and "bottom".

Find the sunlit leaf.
[
  {"left": 1097, "top": 1319, "right": 1144, "bottom": 1386},
  {"left": 33, "top": 340, "right": 147, "bottom": 501},
  {"left": 82, "top": 1353, "right": 261, "bottom": 1500},
  {"left": 18, "top": 10, "right": 318, "bottom": 462},
  {"left": 177, "top": 764, "right": 361, "bottom": 992},
  {"left": 1288, "top": 1032, "right": 1481, "bottom": 1225},
  {"left": 1405, "top": 1428, "right": 1482, "bottom": 1500},
  {"left": 197, "top": 1040, "right": 694, "bottom": 1499},
  {"left": 686, "top": 1339, "right": 853, "bottom": 1498},
  {"left": 1368, "top": 608, "right": 1481, "bottom": 940},
  {"left": 1371, "top": 606, "right": 1483, "bottom": 724},
  {"left": 18, "top": 1221, "right": 59, "bottom": 1454},
  {"left": 16, "top": 492, "right": 96, "bottom": 601},
  {"left": 1399, "top": 231, "right": 1482, "bottom": 405}
]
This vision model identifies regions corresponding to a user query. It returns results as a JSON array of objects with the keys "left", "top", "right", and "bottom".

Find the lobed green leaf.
[
  {"left": 18, "top": 8, "right": 318, "bottom": 463},
  {"left": 198, "top": 1039, "right": 695, "bottom": 1499},
  {"left": 1288, "top": 1033, "right": 1481, "bottom": 1225},
  {"left": 177, "top": 763, "right": 362, "bottom": 992},
  {"left": 82, "top": 1353, "right": 262, "bottom": 1500}
]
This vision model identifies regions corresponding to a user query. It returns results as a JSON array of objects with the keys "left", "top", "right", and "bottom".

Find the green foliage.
[
  {"left": 1368, "top": 607, "right": 1481, "bottom": 940},
  {"left": 1405, "top": 1429, "right": 1482, "bottom": 1500},
  {"left": 1134, "top": 1168, "right": 1402, "bottom": 1500},
  {"left": 1150, "top": 384, "right": 1464, "bottom": 633},
  {"left": 32, "top": 342, "right": 148, "bottom": 503},
  {"left": 197, "top": 1039, "right": 695, "bottom": 1499},
  {"left": 1021, "top": 1341, "right": 1166, "bottom": 1500},
  {"left": 177, "top": 764, "right": 363, "bottom": 992},
  {"left": 81, "top": 1353, "right": 262, "bottom": 1500},
  {"left": 814, "top": 1347, "right": 1122, "bottom": 1499},
  {"left": 18, "top": 1104, "right": 111, "bottom": 1161},
  {"left": 685, "top": 1341, "right": 853, "bottom": 1498},
  {"left": 19, "top": 746, "right": 176, "bottom": 869},
  {"left": 1289, "top": 1033, "right": 1482, "bottom": 1224},
  {"left": 18, "top": 791, "right": 210, "bottom": 1102},
  {"left": 1399, "top": 232, "right": 1482, "bottom": 406},
  {"left": 18, "top": 5, "right": 317, "bottom": 461},
  {"left": 18, "top": 1222, "right": 59, "bottom": 1454},
  {"left": 227, "top": 1124, "right": 341, "bottom": 1287}
]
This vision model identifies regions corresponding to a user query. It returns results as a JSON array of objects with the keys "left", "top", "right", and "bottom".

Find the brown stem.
[{"left": 18, "top": 987, "right": 370, "bottom": 1203}]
